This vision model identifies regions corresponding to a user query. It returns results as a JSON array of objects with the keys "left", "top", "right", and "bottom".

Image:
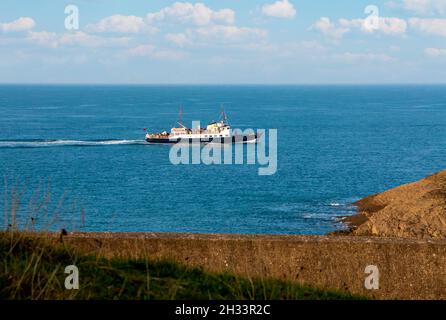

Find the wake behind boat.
[{"left": 145, "top": 107, "right": 258, "bottom": 144}]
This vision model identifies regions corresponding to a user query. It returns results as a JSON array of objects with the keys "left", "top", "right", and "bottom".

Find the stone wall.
[{"left": 63, "top": 232, "right": 446, "bottom": 300}]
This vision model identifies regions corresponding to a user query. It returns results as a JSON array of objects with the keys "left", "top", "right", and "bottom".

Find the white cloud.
[
  {"left": 86, "top": 15, "right": 155, "bottom": 34},
  {"left": 425, "top": 47, "right": 446, "bottom": 56},
  {"left": 311, "top": 17, "right": 349, "bottom": 40},
  {"left": 127, "top": 44, "right": 185, "bottom": 60},
  {"left": 165, "top": 33, "right": 191, "bottom": 46},
  {"left": 164, "top": 25, "right": 267, "bottom": 47},
  {"left": 409, "top": 17, "right": 446, "bottom": 36},
  {"left": 377, "top": 17, "right": 408, "bottom": 34},
  {"left": 0, "top": 17, "right": 35, "bottom": 32},
  {"left": 402, "top": 0, "right": 446, "bottom": 15},
  {"left": 262, "top": 0, "right": 297, "bottom": 19},
  {"left": 27, "top": 31, "right": 58, "bottom": 48},
  {"left": 336, "top": 52, "right": 395, "bottom": 63},
  {"left": 59, "top": 32, "right": 130, "bottom": 47},
  {"left": 339, "top": 17, "right": 407, "bottom": 35},
  {"left": 194, "top": 25, "right": 267, "bottom": 43},
  {"left": 312, "top": 16, "right": 407, "bottom": 40},
  {"left": 272, "top": 41, "right": 327, "bottom": 58},
  {"left": 146, "top": 2, "right": 235, "bottom": 26},
  {"left": 27, "top": 31, "right": 130, "bottom": 48},
  {"left": 300, "top": 40, "right": 326, "bottom": 52}
]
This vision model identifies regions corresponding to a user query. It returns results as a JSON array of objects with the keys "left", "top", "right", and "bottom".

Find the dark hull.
[{"left": 146, "top": 134, "right": 258, "bottom": 144}]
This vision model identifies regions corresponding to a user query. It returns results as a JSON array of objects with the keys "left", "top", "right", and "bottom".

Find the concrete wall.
[{"left": 65, "top": 233, "right": 446, "bottom": 299}]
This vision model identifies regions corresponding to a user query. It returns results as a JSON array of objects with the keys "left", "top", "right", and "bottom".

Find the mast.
[
  {"left": 220, "top": 103, "right": 228, "bottom": 122},
  {"left": 177, "top": 105, "right": 187, "bottom": 129}
]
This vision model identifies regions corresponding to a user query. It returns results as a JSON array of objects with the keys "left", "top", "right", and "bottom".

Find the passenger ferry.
[{"left": 145, "top": 107, "right": 258, "bottom": 144}]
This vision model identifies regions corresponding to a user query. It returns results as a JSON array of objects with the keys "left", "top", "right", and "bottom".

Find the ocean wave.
[
  {"left": 329, "top": 202, "right": 342, "bottom": 206},
  {"left": 300, "top": 212, "right": 340, "bottom": 222},
  {"left": 0, "top": 139, "right": 146, "bottom": 148}
]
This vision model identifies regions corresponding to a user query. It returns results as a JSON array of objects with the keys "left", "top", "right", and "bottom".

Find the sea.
[{"left": 1, "top": 84, "right": 445, "bottom": 234}]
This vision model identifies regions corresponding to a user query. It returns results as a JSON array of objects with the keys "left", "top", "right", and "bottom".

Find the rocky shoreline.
[{"left": 339, "top": 169, "right": 446, "bottom": 239}]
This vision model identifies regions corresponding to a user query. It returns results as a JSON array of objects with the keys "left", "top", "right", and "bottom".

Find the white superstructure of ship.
[{"left": 145, "top": 106, "right": 258, "bottom": 144}]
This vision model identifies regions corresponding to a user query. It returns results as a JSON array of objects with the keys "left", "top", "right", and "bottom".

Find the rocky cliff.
[{"left": 343, "top": 170, "right": 446, "bottom": 239}]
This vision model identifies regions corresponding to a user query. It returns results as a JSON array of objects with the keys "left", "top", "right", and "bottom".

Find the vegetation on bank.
[
  {"left": 1, "top": 181, "right": 364, "bottom": 300},
  {"left": 0, "top": 232, "right": 364, "bottom": 300}
]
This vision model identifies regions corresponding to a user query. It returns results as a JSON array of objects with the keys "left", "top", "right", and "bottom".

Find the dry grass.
[
  {"left": 0, "top": 232, "right": 364, "bottom": 300},
  {"left": 0, "top": 179, "right": 364, "bottom": 300},
  {"left": 2, "top": 177, "right": 84, "bottom": 233}
]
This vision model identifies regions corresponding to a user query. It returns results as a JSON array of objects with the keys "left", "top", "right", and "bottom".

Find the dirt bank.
[
  {"left": 54, "top": 232, "right": 446, "bottom": 299},
  {"left": 342, "top": 169, "right": 446, "bottom": 239}
]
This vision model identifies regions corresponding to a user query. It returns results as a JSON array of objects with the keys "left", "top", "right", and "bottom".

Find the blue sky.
[{"left": 1, "top": 0, "right": 446, "bottom": 84}]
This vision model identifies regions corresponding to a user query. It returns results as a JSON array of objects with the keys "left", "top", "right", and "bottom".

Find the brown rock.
[{"left": 344, "top": 169, "right": 446, "bottom": 239}]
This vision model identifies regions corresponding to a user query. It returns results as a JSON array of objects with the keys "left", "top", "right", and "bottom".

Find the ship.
[{"left": 145, "top": 107, "right": 258, "bottom": 144}]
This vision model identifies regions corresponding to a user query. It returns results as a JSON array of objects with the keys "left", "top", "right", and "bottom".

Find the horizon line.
[{"left": 1, "top": 82, "right": 446, "bottom": 86}]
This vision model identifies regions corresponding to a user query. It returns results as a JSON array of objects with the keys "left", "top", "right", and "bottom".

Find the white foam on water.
[
  {"left": 330, "top": 202, "right": 342, "bottom": 206},
  {"left": 0, "top": 139, "right": 146, "bottom": 148}
]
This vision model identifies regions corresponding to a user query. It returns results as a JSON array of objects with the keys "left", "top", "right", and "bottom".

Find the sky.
[{"left": 1, "top": 0, "right": 446, "bottom": 84}]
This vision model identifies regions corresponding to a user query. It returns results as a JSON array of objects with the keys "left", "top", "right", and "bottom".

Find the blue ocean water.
[{"left": 1, "top": 85, "right": 446, "bottom": 234}]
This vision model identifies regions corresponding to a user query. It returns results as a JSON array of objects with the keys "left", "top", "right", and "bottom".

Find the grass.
[
  {"left": 0, "top": 232, "right": 365, "bottom": 300},
  {"left": 1, "top": 179, "right": 365, "bottom": 300}
]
